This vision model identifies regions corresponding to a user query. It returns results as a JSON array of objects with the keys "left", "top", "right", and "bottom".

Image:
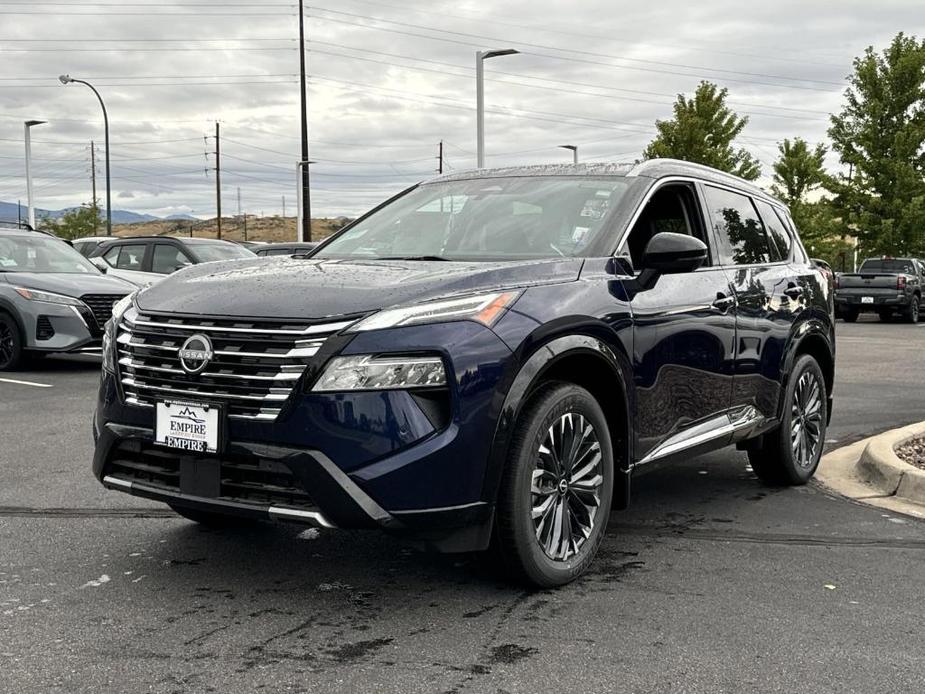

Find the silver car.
[{"left": 0, "top": 228, "right": 135, "bottom": 370}]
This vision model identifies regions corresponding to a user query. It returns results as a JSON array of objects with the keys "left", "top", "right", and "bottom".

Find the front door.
[{"left": 621, "top": 182, "right": 737, "bottom": 463}]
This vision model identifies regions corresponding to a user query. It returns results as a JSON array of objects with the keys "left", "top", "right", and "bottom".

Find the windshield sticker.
[
  {"left": 572, "top": 226, "right": 590, "bottom": 244},
  {"left": 580, "top": 198, "right": 609, "bottom": 219}
]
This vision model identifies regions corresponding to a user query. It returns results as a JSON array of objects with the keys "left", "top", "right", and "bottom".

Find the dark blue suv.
[{"left": 92, "top": 160, "right": 835, "bottom": 586}]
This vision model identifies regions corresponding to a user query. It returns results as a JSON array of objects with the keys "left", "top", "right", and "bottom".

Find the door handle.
[
  {"left": 712, "top": 293, "right": 736, "bottom": 312},
  {"left": 784, "top": 285, "right": 804, "bottom": 299}
]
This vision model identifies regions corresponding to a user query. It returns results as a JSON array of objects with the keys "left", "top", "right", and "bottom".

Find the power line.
[{"left": 307, "top": 7, "right": 845, "bottom": 91}]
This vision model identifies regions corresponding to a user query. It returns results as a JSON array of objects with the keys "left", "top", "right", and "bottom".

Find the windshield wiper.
[{"left": 377, "top": 255, "right": 450, "bottom": 261}]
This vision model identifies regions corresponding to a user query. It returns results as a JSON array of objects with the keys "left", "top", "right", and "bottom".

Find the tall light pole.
[
  {"left": 476, "top": 48, "right": 519, "bottom": 168},
  {"left": 59, "top": 75, "right": 112, "bottom": 235},
  {"left": 298, "top": 0, "right": 312, "bottom": 241},
  {"left": 24, "top": 120, "right": 46, "bottom": 229},
  {"left": 559, "top": 144, "right": 578, "bottom": 164},
  {"left": 295, "top": 160, "right": 315, "bottom": 242}
]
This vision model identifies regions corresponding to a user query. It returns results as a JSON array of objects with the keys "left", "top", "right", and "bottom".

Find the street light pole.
[
  {"left": 298, "top": 0, "right": 312, "bottom": 241},
  {"left": 59, "top": 75, "right": 112, "bottom": 235},
  {"left": 476, "top": 48, "right": 519, "bottom": 168},
  {"left": 559, "top": 144, "right": 578, "bottom": 164},
  {"left": 295, "top": 160, "right": 315, "bottom": 242},
  {"left": 24, "top": 120, "right": 46, "bottom": 229}
]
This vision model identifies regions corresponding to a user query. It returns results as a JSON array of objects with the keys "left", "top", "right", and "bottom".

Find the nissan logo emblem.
[{"left": 178, "top": 334, "right": 214, "bottom": 375}]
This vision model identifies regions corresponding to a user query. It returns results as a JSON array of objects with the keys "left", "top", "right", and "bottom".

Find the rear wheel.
[
  {"left": 0, "top": 313, "right": 23, "bottom": 371},
  {"left": 903, "top": 296, "right": 920, "bottom": 324},
  {"left": 748, "top": 355, "right": 827, "bottom": 486},
  {"left": 168, "top": 503, "right": 257, "bottom": 528},
  {"left": 841, "top": 308, "right": 859, "bottom": 323},
  {"left": 495, "top": 383, "right": 614, "bottom": 588}
]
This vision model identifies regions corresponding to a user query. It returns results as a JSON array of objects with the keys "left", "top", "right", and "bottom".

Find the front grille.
[
  {"left": 107, "top": 441, "right": 317, "bottom": 510},
  {"left": 116, "top": 311, "right": 354, "bottom": 420},
  {"left": 35, "top": 315, "right": 55, "bottom": 340},
  {"left": 81, "top": 293, "right": 127, "bottom": 330}
]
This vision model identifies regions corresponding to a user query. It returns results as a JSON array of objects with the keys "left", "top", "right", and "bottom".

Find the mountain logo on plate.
[{"left": 178, "top": 333, "right": 213, "bottom": 375}]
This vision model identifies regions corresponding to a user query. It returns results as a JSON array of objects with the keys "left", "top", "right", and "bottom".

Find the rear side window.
[
  {"left": 112, "top": 244, "right": 146, "bottom": 270},
  {"left": 754, "top": 200, "right": 792, "bottom": 261},
  {"left": 703, "top": 186, "right": 772, "bottom": 266},
  {"left": 151, "top": 244, "right": 192, "bottom": 274}
]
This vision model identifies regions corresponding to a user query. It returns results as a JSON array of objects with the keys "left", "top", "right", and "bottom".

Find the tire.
[
  {"left": 494, "top": 382, "right": 614, "bottom": 588},
  {"left": 0, "top": 312, "right": 24, "bottom": 371},
  {"left": 903, "top": 296, "right": 920, "bottom": 324},
  {"left": 748, "top": 354, "right": 828, "bottom": 486},
  {"left": 842, "top": 308, "right": 859, "bottom": 323},
  {"left": 168, "top": 503, "right": 257, "bottom": 528}
]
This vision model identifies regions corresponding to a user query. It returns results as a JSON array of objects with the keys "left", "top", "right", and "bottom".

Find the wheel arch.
[
  {"left": 0, "top": 297, "right": 26, "bottom": 340},
  {"left": 781, "top": 321, "right": 835, "bottom": 423},
  {"left": 483, "top": 331, "right": 634, "bottom": 509}
]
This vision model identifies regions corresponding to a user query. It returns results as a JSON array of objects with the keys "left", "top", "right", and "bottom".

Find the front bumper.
[
  {"left": 20, "top": 300, "right": 101, "bottom": 352},
  {"left": 92, "top": 320, "right": 515, "bottom": 550}
]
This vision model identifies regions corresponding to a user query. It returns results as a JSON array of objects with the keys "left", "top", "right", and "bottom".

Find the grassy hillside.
[{"left": 112, "top": 216, "right": 349, "bottom": 243}]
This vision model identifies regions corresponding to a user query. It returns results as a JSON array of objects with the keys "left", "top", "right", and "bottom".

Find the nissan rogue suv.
[{"left": 92, "top": 160, "right": 835, "bottom": 587}]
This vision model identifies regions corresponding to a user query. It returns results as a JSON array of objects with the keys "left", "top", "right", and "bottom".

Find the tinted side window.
[
  {"left": 754, "top": 200, "right": 792, "bottom": 261},
  {"left": 115, "top": 244, "right": 146, "bottom": 270},
  {"left": 703, "top": 186, "right": 772, "bottom": 265},
  {"left": 151, "top": 244, "right": 191, "bottom": 274}
]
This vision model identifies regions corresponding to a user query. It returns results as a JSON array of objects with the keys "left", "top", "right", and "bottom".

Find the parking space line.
[{"left": 0, "top": 377, "right": 53, "bottom": 388}]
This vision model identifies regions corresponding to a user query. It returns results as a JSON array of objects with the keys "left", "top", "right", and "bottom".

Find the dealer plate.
[
  {"left": 155, "top": 400, "right": 220, "bottom": 454},
  {"left": 861, "top": 296, "right": 874, "bottom": 304}
]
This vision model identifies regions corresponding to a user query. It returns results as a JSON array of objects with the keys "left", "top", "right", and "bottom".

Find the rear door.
[{"left": 703, "top": 185, "right": 810, "bottom": 424}]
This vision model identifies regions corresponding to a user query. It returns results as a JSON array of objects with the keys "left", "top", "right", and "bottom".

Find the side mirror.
[
  {"left": 89, "top": 257, "right": 108, "bottom": 273},
  {"left": 632, "top": 232, "right": 708, "bottom": 292}
]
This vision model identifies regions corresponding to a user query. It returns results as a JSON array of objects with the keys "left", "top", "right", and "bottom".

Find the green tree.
[
  {"left": 829, "top": 32, "right": 925, "bottom": 257},
  {"left": 644, "top": 81, "right": 761, "bottom": 180},
  {"left": 41, "top": 202, "right": 102, "bottom": 241},
  {"left": 771, "top": 138, "right": 830, "bottom": 206}
]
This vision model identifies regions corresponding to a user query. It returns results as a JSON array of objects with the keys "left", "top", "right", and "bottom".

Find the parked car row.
[{"left": 835, "top": 256, "right": 923, "bottom": 323}]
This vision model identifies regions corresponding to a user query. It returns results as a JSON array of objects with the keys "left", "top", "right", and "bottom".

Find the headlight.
[
  {"left": 13, "top": 286, "right": 83, "bottom": 307},
  {"left": 102, "top": 291, "right": 137, "bottom": 374},
  {"left": 347, "top": 291, "right": 520, "bottom": 332},
  {"left": 312, "top": 354, "right": 446, "bottom": 392}
]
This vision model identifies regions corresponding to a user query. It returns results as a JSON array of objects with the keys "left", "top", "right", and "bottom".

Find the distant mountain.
[{"left": 0, "top": 200, "right": 194, "bottom": 226}]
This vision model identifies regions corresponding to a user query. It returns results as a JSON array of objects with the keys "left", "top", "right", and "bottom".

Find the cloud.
[{"left": 0, "top": 0, "right": 911, "bottom": 217}]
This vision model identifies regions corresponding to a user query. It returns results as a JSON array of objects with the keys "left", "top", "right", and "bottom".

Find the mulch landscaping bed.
[{"left": 895, "top": 437, "right": 925, "bottom": 471}]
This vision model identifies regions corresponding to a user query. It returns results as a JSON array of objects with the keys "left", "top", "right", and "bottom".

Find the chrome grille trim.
[{"left": 117, "top": 313, "right": 350, "bottom": 421}]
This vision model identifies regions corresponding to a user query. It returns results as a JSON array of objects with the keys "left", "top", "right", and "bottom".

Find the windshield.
[
  {"left": 188, "top": 242, "right": 255, "bottom": 263},
  {"left": 859, "top": 259, "right": 915, "bottom": 274},
  {"left": 0, "top": 234, "right": 100, "bottom": 274},
  {"left": 314, "top": 176, "right": 632, "bottom": 261}
]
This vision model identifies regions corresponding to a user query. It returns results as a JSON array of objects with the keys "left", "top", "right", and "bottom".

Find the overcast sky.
[{"left": 0, "top": 0, "right": 920, "bottom": 219}]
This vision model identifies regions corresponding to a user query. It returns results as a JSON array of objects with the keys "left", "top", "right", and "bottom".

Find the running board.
[{"left": 635, "top": 406, "right": 765, "bottom": 466}]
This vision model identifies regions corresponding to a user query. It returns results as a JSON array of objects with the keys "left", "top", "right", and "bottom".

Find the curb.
[
  {"left": 816, "top": 422, "right": 925, "bottom": 520},
  {"left": 856, "top": 421, "right": 925, "bottom": 503}
]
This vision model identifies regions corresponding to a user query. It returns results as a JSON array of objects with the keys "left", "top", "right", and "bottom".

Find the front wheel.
[
  {"left": 494, "top": 383, "right": 614, "bottom": 588},
  {"left": 748, "top": 355, "right": 828, "bottom": 486},
  {"left": 0, "top": 313, "right": 23, "bottom": 371}
]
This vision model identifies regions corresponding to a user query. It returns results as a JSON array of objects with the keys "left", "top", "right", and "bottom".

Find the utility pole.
[
  {"left": 24, "top": 120, "right": 46, "bottom": 229},
  {"left": 237, "top": 186, "right": 242, "bottom": 222},
  {"left": 214, "top": 122, "right": 222, "bottom": 239},
  {"left": 437, "top": 140, "right": 443, "bottom": 174},
  {"left": 282, "top": 195, "right": 286, "bottom": 218},
  {"left": 298, "top": 0, "right": 312, "bottom": 241},
  {"left": 90, "top": 140, "right": 98, "bottom": 233},
  {"left": 243, "top": 214, "right": 248, "bottom": 242}
]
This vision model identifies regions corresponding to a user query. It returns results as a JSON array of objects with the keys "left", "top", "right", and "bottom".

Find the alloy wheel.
[
  {"left": 790, "top": 372, "right": 823, "bottom": 468},
  {"left": 531, "top": 412, "right": 603, "bottom": 561},
  {"left": 0, "top": 321, "right": 13, "bottom": 368}
]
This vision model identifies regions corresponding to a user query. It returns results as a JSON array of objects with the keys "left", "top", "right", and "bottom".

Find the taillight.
[
  {"left": 834, "top": 275, "right": 840, "bottom": 289},
  {"left": 898, "top": 276, "right": 907, "bottom": 290}
]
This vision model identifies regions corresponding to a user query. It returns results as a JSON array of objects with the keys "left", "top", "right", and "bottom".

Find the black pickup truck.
[{"left": 835, "top": 257, "right": 923, "bottom": 323}]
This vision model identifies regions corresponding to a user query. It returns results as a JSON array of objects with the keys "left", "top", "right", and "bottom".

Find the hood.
[
  {"left": 136, "top": 257, "right": 583, "bottom": 319},
  {"left": 0, "top": 271, "right": 136, "bottom": 297}
]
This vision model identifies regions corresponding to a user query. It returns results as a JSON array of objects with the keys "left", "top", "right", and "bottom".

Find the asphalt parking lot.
[{"left": 2, "top": 317, "right": 925, "bottom": 693}]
